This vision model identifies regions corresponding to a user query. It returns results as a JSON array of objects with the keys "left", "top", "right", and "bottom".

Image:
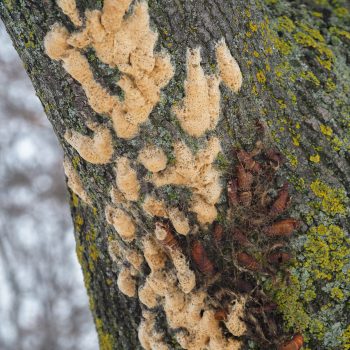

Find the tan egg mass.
[
  {"left": 117, "top": 265, "right": 136, "bottom": 297},
  {"left": 64, "top": 125, "right": 113, "bottom": 164},
  {"left": 142, "top": 195, "right": 168, "bottom": 218},
  {"left": 172, "top": 48, "right": 221, "bottom": 137},
  {"left": 63, "top": 157, "right": 91, "bottom": 204},
  {"left": 115, "top": 157, "right": 140, "bottom": 201},
  {"left": 138, "top": 145, "right": 168, "bottom": 172},
  {"left": 216, "top": 39, "right": 243, "bottom": 93},
  {"left": 105, "top": 205, "right": 136, "bottom": 242},
  {"left": 56, "top": 0, "right": 82, "bottom": 26}
]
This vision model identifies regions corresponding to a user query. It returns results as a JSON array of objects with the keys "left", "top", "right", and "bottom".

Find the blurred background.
[{"left": 0, "top": 23, "right": 98, "bottom": 350}]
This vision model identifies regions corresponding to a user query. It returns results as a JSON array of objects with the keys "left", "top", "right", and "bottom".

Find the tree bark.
[{"left": 1, "top": 0, "right": 349, "bottom": 349}]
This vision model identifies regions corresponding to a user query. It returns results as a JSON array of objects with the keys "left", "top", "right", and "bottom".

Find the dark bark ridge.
[{"left": 1, "top": 0, "right": 349, "bottom": 349}]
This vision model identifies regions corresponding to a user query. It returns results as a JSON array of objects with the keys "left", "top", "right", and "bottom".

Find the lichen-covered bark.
[{"left": 1, "top": 0, "right": 349, "bottom": 349}]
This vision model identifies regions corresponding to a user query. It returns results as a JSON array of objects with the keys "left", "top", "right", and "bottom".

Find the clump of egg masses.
[
  {"left": 108, "top": 239, "right": 143, "bottom": 300},
  {"left": 44, "top": 0, "right": 174, "bottom": 140},
  {"left": 138, "top": 235, "right": 243, "bottom": 350},
  {"left": 152, "top": 138, "right": 222, "bottom": 225}
]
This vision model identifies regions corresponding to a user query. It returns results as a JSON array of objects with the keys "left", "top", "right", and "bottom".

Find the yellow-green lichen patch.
[
  {"left": 334, "top": 7, "right": 349, "bottom": 19},
  {"left": 266, "top": 274, "right": 311, "bottom": 333},
  {"left": 85, "top": 228, "right": 99, "bottom": 271},
  {"left": 285, "top": 151, "right": 298, "bottom": 167},
  {"left": 2, "top": 0, "right": 14, "bottom": 10},
  {"left": 74, "top": 214, "right": 84, "bottom": 231},
  {"left": 318, "top": 123, "right": 349, "bottom": 153},
  {"left": 300, "top": 70, "right": 321, "bottom": 86},
  {"left": 95, "top": 318, "right": 114, "bottom": 350},
  {"left": 76, "top": 242, "right": 85, "bottom": 266},
  {"left": 325, "top": 78, "right": 336, "bottom": 92},
  {"left": 342, "top": 325, "right": 350, "bottom": 350},
  {"left": 296, "top": 223, "right": 350, "bottom": 346},
  {"left": 330, "top": 27, "right": 350, "bottom": 41},
  {"left": 309, "top": 153, "right": 320, "bottom": 163},
  {"left": 292, "top": 24, "right": 334, "bottom": 71},
  {"left": 320, "top": 124, "right": 333, "bottom": 137},
  {"left": 292, "top": 136, "right": 300, "bottom": 147},
  {"left": 72, "top": 192, "right": 79, "bottom": 207},
  {"left": 310, "top": 180, "right": 347, "bottom": 216},
  {"left": 277, "top": 16, "right": 296, "bottom": 33},
  {"left": 72, "top": 155, "right": 80, "bottom": 169},
  {"left": 304, "top": 225, "right": 350, "bottom": 282},
  {"left": 268, "top": 13, "right": 336, "bottom": 90},
  {"left": 267, "top": 223, "right": 350, "bottom": 346},
  {"left": 272, "top": 36, "right": 293, "bottom": 56},
  {"left": 261, "top": 2, "right": 350, "bottom": 347},
  {"left": 256, "top": 70, "right": 267, "bottom": 84}
]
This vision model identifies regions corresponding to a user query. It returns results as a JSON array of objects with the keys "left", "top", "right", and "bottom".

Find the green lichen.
[
  {"left": 320, "top": 124, "right": 333, "bottom": 137},
  {"left": 301, "top": 70, "right": 321, "bottom": 86},
  {"left": 258, "top": 3, "right": 350, "bottom": 347},
  {"left": 268, "top": 224, "right": 350, "bottom": 346},
  {"left": 269, "top": 13, "right": 336, "bottom": 84},
  {"left": 266, "top": 274, "right": 311, "bottom": 333},
  {"left": 304, "top": 225, "right": 350, "bottom": 282},
  {"left": 292, "top": 136, "right": 300, "bottom": 147},
  {"left": 277, "top": 16, "right": 296, "bottom": 33},
  {"left": 325, "top": 78, "right": 336, "bottom": 92},
  {"left": 256, "top": 70, "right": 267, "bottom": 84},
  {"left": 330, "top": 287, "right": 344, "bottom": 301},
  {"left": 72, "top": 193, "right": 79, "bottom": 207},
  {"left": 330, "top": 27, "right": 350, "bottom": 41},
  {"left": 309, "top": 153, "right": 320, "bottom": 163},
  {"left": 215, "top": 152, "right": 230, "bottom": 171},
  {"left": 293, "top": 24, "right": 334, "bottom": 71},
  {"left": 76, "top": 243, "right": 84, "bottom": 266},
  {"left": 342, "top": 325, "right": 350, "bottom": 350},
  {"left": 74, "top": 214, "right": 84, "bottom": 230},
  {"left": 85, "top": 228, "right": 99, "bottom": 271},
  {"left": 285, "top": 151, "right": 298, "bottom": 167},
  {"left": 272, "top": 36, "right": 293, "bottom": 56},
  {"left": 310, "top": 180, "right": 347, "bottom": 216},
  {"left": 72, "top": 155, "right": 80, "bottom": 169},
  {"left": 3, "top": 0, "right": 13, "bottom": 10},
  {"left": 96, "top": 318, "right": 114, "bottom": 350},
  {"left": 299, "top": 224, "right": 350, "bottom": 346},
  {"left": 334, "top": 7, "right": 349, "bottom": 19}
]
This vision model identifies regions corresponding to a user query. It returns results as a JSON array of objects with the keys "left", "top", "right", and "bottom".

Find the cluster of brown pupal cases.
[
  {"left": 228, "top": 146, "right": 299, "bottom": 275},
  {"left": 187, "top": 142, "right": 303, "bottom": 349}
]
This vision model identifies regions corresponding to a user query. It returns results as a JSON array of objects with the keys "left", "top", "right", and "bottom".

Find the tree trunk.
[{"left": 1, "top": 0, "right": 349, "bottom": 349}]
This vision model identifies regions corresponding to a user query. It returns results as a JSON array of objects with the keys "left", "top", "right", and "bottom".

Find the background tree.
[{"left": 1, "top": 0, "right": 349, "bottom": 349}]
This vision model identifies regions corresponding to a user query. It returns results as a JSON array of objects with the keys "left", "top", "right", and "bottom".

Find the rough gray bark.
[{"left": 1, "top": 0, "right": 349, "bottom": 349}]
